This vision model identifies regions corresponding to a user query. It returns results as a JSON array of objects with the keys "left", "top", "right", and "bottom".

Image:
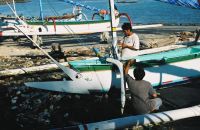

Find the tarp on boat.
[{"left": 155, "top": 0, "right": 200, "bottom": 9}]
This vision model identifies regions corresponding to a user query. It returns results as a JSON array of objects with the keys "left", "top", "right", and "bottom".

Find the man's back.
[{"left": 125, "top": 74, "right": 156, "bottom": 114}]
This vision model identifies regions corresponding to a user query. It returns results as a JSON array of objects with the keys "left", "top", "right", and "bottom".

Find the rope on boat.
[
  {"left": 155, "top": 0, "right": 200, "bottom": 9},
  {"left": 92, "top": 13, "right": 104, "bottom": 20},
  {"left": 46, "top": 0, "right": 60, "bottom": 16},
  {"left": 52, "top": 18, "right": 56, "bottom": 32},
  {"left": 62, "top": 0, "right": 101, "bottom": 12}
]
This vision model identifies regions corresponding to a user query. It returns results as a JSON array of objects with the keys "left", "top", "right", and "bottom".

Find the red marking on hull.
[
  {"left": 162, "top": 80, "right": 173, "bottom": 85},
  {"left": 183, "top": 77, "right": 189, "bottom": 80},
  {"left": 0, "top": 32, "right": 2, "bottom": 37}
]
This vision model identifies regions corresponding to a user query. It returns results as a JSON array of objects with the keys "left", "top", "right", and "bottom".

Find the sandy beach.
[{"left": 0, "top": 25, "right": 200, "bottom": 130}]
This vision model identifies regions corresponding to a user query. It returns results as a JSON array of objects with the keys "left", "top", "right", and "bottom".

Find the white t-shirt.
[{"left": 121, "top": 33, "right": 140, "bottom": 60}]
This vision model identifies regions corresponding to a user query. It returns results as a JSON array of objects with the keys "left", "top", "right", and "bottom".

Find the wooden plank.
[{"left": 117, "top": 24, "right": 163, "bottom": 31}]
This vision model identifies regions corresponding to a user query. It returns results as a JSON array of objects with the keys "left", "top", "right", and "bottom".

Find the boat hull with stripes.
[
  {"left": 25, "top": 44, "right": 200, "bottom": 94},
  {"left": 0, "top": 20, "right": 113, "bottom": 36}
]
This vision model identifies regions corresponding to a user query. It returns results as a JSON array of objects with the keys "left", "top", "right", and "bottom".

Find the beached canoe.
[
  {"left": 25, "top": 43, "right": 200, "bottom": 94},
  {"left": 0, "top": 20, "right": 114, "bottom": 36}
]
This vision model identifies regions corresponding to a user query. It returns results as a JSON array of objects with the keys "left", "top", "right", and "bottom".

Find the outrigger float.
[
  {"left": 25, "top": 41, "right": 200, "bottom": 92},
  {"left": 61, "top": 104, "right": 200, "bottom": 130}
]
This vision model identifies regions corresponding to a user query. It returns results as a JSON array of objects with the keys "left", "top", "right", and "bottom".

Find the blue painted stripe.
[{"left": 152, "top": 75, "right": 200, "bottom": 89}]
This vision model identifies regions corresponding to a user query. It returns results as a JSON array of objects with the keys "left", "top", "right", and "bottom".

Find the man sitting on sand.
[
  {"left": 124, "top": 60, "right": 162, "bottom": 114},
  {"left": 118, "top": 23, "right": 140, "bottom": 60}
]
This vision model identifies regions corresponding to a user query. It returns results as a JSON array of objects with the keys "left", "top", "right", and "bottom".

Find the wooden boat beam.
[
  {"left": 106, "top": 58, "right": 125, "bottom": 114},
  {"left": 63, "top": 105, "right": 200, "bottom": 130},
  {"left": 14, "top": 25, "right": 78, "bottom": 80}
]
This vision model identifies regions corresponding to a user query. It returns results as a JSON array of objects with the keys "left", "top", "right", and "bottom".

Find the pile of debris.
[{"left": 0, "top": 56, "right": 52, "bottom": 71}]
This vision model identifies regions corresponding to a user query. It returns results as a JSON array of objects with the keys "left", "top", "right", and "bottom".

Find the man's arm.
[
  {"left": 122, "top": 44, "right": 138, "bottom": 50},
  {"left": 124, "top": 59, "right": 136, "bottom": 74},
  {"left": 149, "top": 84, "right": 158, "bottom": 98},
  {"left": 122, "top": 34, "right": 140, "bottom": 50}
]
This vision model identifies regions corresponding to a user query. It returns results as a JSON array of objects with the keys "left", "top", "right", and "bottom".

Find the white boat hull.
[
  {"left": 138, "top": 58, "right": 200, "bottom": 86},
  {"left": 25, "top": 57, "right": 200, "bottom": 94},
  {"left": 70, "top": 104, "right": 200, "bottom": 130},
  {"left": 0, "top": 21, "right": 112, "bottom": 36},
  {"left": 25, "top": 70, "right": 118, "bottom": 94},
  {"left": 0, "top": 19, "right": 163, "bottom": 37}
]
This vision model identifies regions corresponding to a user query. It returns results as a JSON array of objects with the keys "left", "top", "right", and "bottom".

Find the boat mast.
[
  {"left": 109, "top": 0, "right": 119, "bottom": 59},
  {"left": 39, "top": 0, "right": 44, "bottom": 21}
]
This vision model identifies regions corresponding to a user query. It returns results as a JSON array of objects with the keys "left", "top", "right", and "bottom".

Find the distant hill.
[{"left": 0, "top": 0, "right": 30, "bottom": 5}]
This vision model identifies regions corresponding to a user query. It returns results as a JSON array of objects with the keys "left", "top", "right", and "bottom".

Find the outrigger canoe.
[{"left": 25, "top": 43, "right": 200, "bottom": 94}]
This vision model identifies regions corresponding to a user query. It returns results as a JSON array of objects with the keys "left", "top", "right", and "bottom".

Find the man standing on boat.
[
  {"left": 124, "top": 60, "right": 162, "bottom": 114},
  {"left": 119, "top": 23, "right": 140, "bottom": 60}
]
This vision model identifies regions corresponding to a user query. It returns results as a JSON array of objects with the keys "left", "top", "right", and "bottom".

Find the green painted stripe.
[
  {"left": 138, "top": 52, "right": 200, "bottom": 67},
  {"left": 71, "top": 65, "right": 112, "bottom": 72},
  {"left": 27, "top": 20, "right": 110, "bottom": 25},
  {"left": 69, "top": 45, "right": 200, "bottom": 71},
  {"left": 70, "top": 50, "right": 200, "bottom": 71},
  {"left": 136, "top": 45, "right": 200, "bottom": 61},
  {"left": 0, "top": 23, "right": 7, "bottom": 26}
]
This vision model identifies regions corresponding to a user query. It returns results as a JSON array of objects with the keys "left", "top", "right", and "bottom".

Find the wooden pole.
[{"left": 59, "top": 105, "right": 200, "bottom": 130}]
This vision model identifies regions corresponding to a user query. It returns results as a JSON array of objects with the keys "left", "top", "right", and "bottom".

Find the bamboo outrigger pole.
[
  {"left": 14, "top": 25, "right": 78, "bottom": 80},
  {"left": 56, "top": 105, "right": 200, "bottom": 130}
]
